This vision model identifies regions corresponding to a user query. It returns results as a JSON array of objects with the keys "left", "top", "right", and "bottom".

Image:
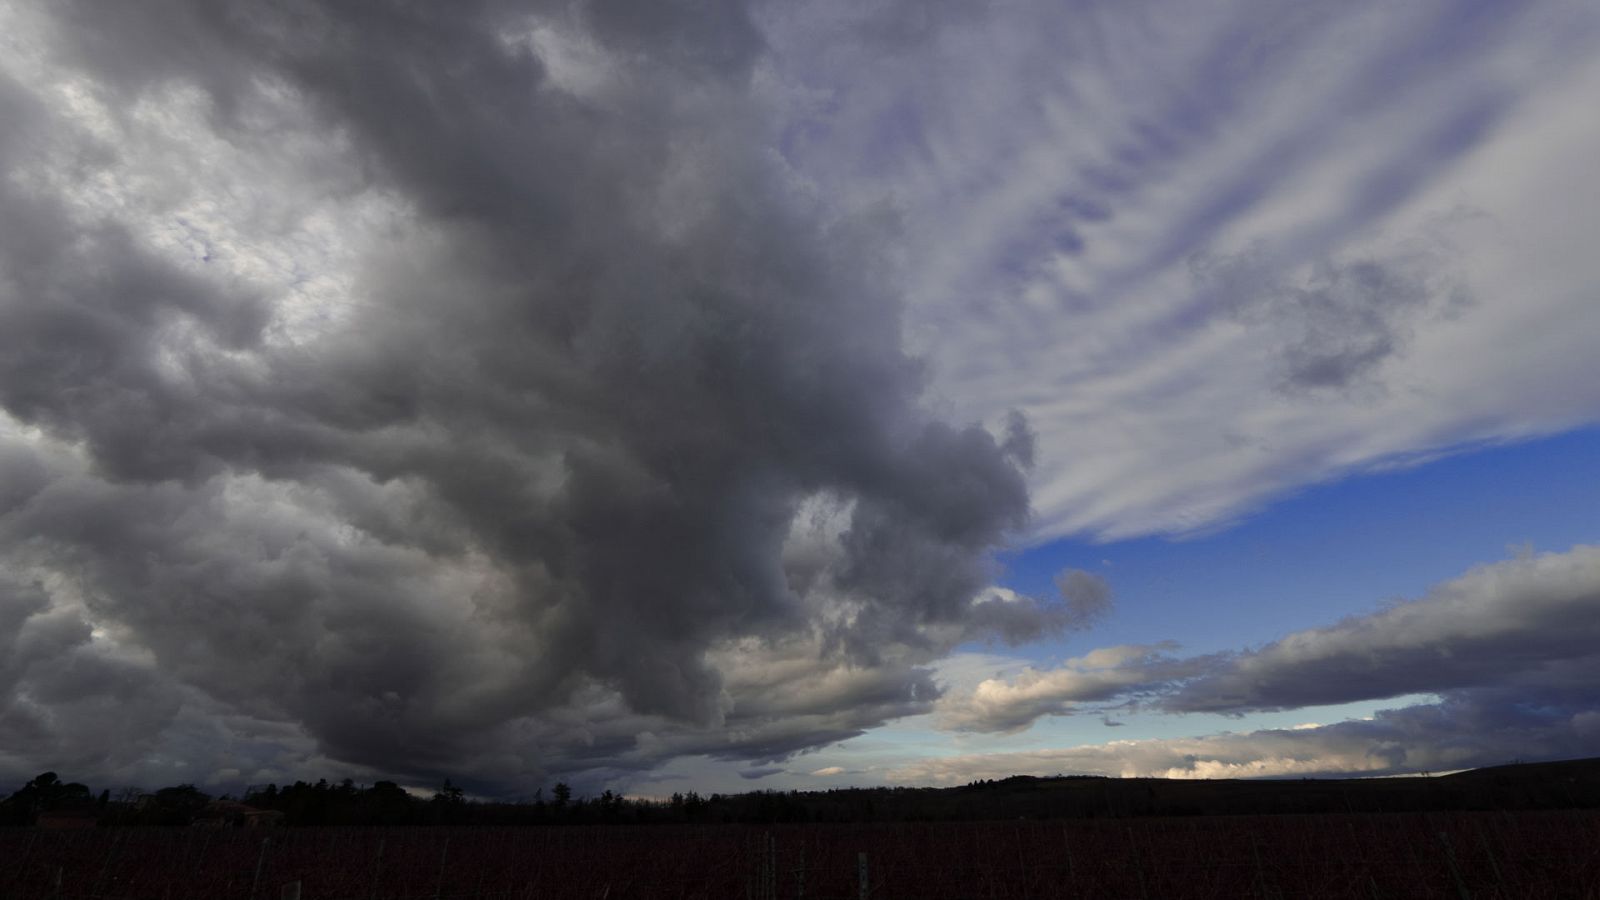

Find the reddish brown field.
[{"left": 3, "top": 810, "right": 1597, "bottom": 899}]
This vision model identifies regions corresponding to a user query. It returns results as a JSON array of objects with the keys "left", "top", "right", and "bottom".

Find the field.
[{"left": 3, "top": 810, "right": 1597, "bottom": 899}]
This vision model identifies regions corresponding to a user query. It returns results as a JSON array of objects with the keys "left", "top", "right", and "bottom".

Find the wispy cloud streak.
[{"left": 765, "top": 0, "right": 1600, "bottom": 539}]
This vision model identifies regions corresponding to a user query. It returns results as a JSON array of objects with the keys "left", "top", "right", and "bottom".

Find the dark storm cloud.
[
  {"left": 0, "top": 0, "right": 1047, "bottom": 790},
  {"left": 581, "top": 0, "right": 766, "bottom": 76}
]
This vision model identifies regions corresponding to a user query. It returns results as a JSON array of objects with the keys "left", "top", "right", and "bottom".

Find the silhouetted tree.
[
  {"left": 0, "top": 772, "right": 94, "bottom": 825},
  {"left": 433, "top": 779, "right": 465, "bottom": 804},
  {"left": 139, "top": 784, "right": 211, "bottom": 826}
]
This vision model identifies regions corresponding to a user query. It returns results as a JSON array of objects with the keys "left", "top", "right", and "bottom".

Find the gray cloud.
[
  {"left": 1166, "top": 545, "right": 1600, "bottom": 714},
  {"left": 1054, "top": 568, "right": 1113, "bottom": 629},
  {"left": 896, "top": 690, "right": 1600, "bottom": 783},
  {"left": 959, "top": 568, "right": 1111, "bottom": 649},
  {"left": 0, "top": 0, "right": 1041, "bottom": 792},
  {"left": 1188, "top": 233, "right": 1472, "bottom": 394},
  {"left": 937, "top": 545, "right": 1600, "bottom": 736}
]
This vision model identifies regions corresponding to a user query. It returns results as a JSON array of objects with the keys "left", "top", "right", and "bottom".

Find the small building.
[{"left": 193, "top": 799, "right": 284, "bottom": 828}]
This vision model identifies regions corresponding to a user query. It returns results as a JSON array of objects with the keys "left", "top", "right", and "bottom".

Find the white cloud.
[
  {"left": 935, "top": 643, "right": 1192, "bottom": 733},
  {"left": 764, "top": 0, "right": 1600, "bottom": 541}
]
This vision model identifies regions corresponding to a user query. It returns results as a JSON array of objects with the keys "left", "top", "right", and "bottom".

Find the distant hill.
[
  {"left": 767, "top": 756, "right": 1600, "bottom": 822},
  {"left": 9, "top": 757, "right": 1597, "bottom": 828}
]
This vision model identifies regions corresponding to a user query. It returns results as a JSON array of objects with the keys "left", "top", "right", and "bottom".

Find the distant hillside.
[
  {"left": 826, "top": 756, "right": 1600, "bottom": 822},
  {"left": 672, "top": 756, "right": 1600, "bottom": 824},
  {"left": 8, "top": 757, "right": 1598, "bottom": 828}
]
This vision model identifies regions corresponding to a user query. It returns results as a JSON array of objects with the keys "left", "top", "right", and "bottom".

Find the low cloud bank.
[
  {"left": 926, "top": 546, "right": 1600, "bottom": 779},
  {"left": 898, "top": 692, "right": 1598, "bottom": 784}
]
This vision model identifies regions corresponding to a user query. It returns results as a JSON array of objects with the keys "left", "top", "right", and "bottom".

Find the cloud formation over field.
[
  {"left": 894, "top": 694, "right": 1600, "bottom": 784},
  {"left": 0, "top": 0, "right": 1065, "bottom": 791},
  {"left": 934, "top": 546, "right": 1600, "bottom": 762},
  {"left": 1166, "top": 546, "right": 1600, "bottom": 715},
  {"left": 4, "top": 0, "right": 1600, "bottom": 795}
]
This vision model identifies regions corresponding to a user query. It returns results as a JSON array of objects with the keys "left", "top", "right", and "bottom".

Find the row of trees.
[
  {"left": 1, "top": 770, "right": 776, "bottom": 827},
  {"left": 6, "top": 758, "right": 1597, "bottom": 828},
  {"left": 0, "top": 773, "right": 237, "bottom": 827},
  {"left": 0, "top": 769, "right": 1067, "bottom": 828},
  {"left": 238, "top": 778, "right": 757, "bottom": 826},
  {"left": 0, "top": 772, "right": 101, "bottom": 825}
]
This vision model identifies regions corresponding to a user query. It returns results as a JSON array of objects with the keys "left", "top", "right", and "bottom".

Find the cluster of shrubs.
[{"left": 0, "top": 773, "right": 232, "bottom": 827}]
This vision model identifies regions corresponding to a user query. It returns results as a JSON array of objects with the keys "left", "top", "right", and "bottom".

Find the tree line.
[
  {"left": 5, "top": 757, "right": 1597, "bottom": 828},
  {"left": 1, "top": 770, "right": 840, "bottom": 827}
]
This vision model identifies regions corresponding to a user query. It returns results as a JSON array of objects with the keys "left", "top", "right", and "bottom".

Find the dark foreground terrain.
[
  {"left": 3, "top": 809, "right": 1599, "bottom": 899},
  {"left": 4, "top": 758, "right": 1599, "bottom": 899}
]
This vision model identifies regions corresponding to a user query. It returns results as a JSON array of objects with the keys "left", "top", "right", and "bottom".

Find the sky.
[{"left": 0, "top": 0, "right": 1597, "bottom": 799}]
